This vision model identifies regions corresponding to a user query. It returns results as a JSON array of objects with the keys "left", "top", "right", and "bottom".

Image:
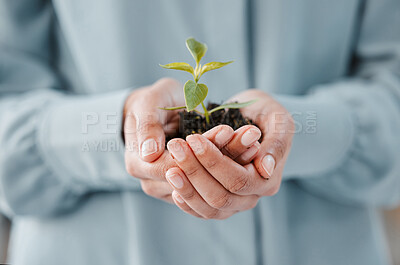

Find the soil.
[{"left": 174, "top": 102, "right": 255, "bottom": 139}]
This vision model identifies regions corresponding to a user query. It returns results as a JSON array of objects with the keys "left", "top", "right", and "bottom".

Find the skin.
[{"left": 123, "top": 78, "right": 294, "bottom": 219}]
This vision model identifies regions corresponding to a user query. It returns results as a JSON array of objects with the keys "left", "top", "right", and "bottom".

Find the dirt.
[{"left": 174, "top": 102, "right": 255, "bottom": 139}]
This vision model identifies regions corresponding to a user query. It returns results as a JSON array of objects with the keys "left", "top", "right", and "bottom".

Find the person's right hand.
[{"left": 123, "top": 78, "right": 261, "bottom": 203}]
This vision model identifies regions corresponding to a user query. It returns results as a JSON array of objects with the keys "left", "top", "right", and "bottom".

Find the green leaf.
[
  {"left": 209, "top": 99, "right": 258, "bottom": 114},
  {"left": 159, "top": 62, "right": 194, "bottom": 75},
  {"left": 184, "top": 80, "right": 208, "bottom": 111},
  {"left": 200, "top": 61, "right": 233, "bottom": 76},
  {"left": 158, "top": 106, "right": 187, "bottom": 111},
  {"left": 186, "top": 38, "right": 207, "bottom": 64}
]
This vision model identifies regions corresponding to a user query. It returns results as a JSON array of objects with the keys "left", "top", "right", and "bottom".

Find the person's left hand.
[{"left": 166, "top": 89, "right": 294, "bottom": 219}]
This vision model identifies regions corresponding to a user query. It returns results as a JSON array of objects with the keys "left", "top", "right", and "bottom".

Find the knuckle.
[
  {"left": 178, "top": 203, "right": 190, "bottom": 211},
  {"left": 223, "top": 146, "right": 237, "bottom": 160},
  {"left": 264, "top": 183, "right": 281, "bottom": 196},
  {"left": 209, "top": 192, "right": 232, "bottom": 210},
  {"left": 215, "top": 211, "right": 236, "bottom": 220},
  {"left": 269, "top": 184, "right": 281, "bottom": 196},
  {"left": 181, "top": 189, "right": 197, "bottom": 201},
  {"left": 184, "top": 165, "right": 200, "bottom": 178},
  {"left": 158, "top": 77, "right": 179, "bottom": 87},
  {"left": 203, "top": 158, "right": 218, "bottom": 170},
  {"left": 137, "top": 119, "right": 158, "bottom": 134},
  {"left": 125, "top": 163, "right": 133, "bottom": 176},
  {"left": 141, "top": 181, "right": 156, "bottom": 196},
  {"left": 204, "top": 209, "right": 221, "bottom": 220},
  {"left": 125, "top": 158, "right": 137, "bottom": 177},
  {"left": 269, "top": 138, "right": 287, "bottom": 159},
  {"left": 152, "top": 78, "right": 180, "bottom": 95},
  {"left": 228, "top": 175, "right": 250, "bottom": 194},
  {"left": 246, "top": 197, "right": 260, "bottom": 210},
  {"left": 218, "top": 124, "right": 233, "bottom": 132}
]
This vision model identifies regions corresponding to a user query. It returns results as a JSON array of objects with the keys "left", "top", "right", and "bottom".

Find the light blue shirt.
[{"left": 1, "top": 0, "right": 400, "bottom": 264}]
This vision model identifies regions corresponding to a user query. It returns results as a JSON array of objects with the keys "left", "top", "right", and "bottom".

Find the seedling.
[{"left": 160, "top": 37, "right": 256, "bottom": 124}]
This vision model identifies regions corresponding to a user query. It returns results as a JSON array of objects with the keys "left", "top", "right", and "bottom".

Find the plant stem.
[
  {"left": 194, "top": 63, "right": 209, "bottom": 124},
  {"left": 201, "top": 101, "right": 210, "bottom": 124},
  {"left": 193, "top": 109, "right": 204, "bottom": 115}
]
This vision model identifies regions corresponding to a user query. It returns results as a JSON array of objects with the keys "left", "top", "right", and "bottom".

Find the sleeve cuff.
[{"left": 38, "top": 89, "right": 140, "bottom": 191}]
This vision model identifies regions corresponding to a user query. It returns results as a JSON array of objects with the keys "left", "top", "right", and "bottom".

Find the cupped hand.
[
  {"left": 166, "top": 89, "right": 294, "bottom": 219},
  {"left": 123, "top": 78, "right": 262, "bottom": 204},
  {"left": 135, "top": 124, "right": 262, "bottom": 204}
]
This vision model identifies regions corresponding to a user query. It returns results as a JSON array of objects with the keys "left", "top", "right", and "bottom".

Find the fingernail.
[
  {"left": 173, "top": 191, "right": 184, "bottom": 203},
  {"left": 240, "top": 144, "right": 260, "bottom": 161},
  {"left": 166, "top": 171, "right": 184, "bottom": 189},
  {"left": 187, "top": 135, "right": 204, "bottom": 155},
  {"left": 241, "top": 128, "right": 261, "bottom": 146},
  {"left": 215, "top": 127, "right": 231, "bottom": 146},
  {"left": 262, "top": 154, "right": 276, "bottom": 178},
  {"left": 167, "top": 141, "right": 186, "bottom": 162},
  {"left": 141, "top": 138, "right": 158, "bottom": 158}
]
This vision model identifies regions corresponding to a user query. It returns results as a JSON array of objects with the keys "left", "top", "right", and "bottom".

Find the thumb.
[
  {"left": 135, "top": 111, "right": 166, "bottom": 162},
  {"left": 253, "top": 111, "right": 294, "bottom": 179},
  {"left": 128, "top": 78, "right": 183, "bottom": 163}
]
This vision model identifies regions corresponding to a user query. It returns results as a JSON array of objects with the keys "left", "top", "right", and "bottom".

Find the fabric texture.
[{"left": 0, "top": 0, "right": 399, "bottom": 264}]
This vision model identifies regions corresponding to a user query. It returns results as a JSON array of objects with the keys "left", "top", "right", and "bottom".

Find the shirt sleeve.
[
  {"left": 278, "top": 0, "right": 400, "bottom": 207},
  {"left": 0, "top": 0, "right": 139, "bottom": 217}
]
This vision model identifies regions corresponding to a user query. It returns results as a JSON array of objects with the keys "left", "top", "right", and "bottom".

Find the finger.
[
  {"left": 125, "top": 78, "right": 183, "bottom": 163},
  {"left": 253, "top": 111, "right": 294, "bottom": 179},
  {"left": 141, "top": 179, "right": 174, "bottom": 203},
  {"left": 235, "top": 141, "right": 261, "bottom": 165},
  {"left": 125, "top": 150, "right": 177, "bottom": 181},
  {"left": 131, "top": 113, "right": 166, "bottom": 162},
  {"left": 202, "top": 125, "right": 234, "bottom": 149},
  {"left": 167, "top": 141, "right": 258, "bottom": 212},
  {"left": 244, "top": 163, "right": 282, "bottom": 197},
  {"left": 186, "top": 134, "right": 268, "bottom": 196},
  {"left": 171, "top": 191, "right": 204, "bottom": 219},
  {"left": 173, "top": 191, "right": 236, "bottom": 220},
  {"left": 165, "top": 165, "right": 222, "bottom": 219},
  {"left": 170, "top": 175, "right": 236, "bottom": 220},
  {"left": 202, "top": 124, "right": 260, "bottom": 165},
  {"left": 221, "top": 125, "right": 261, "bottom": 160}
]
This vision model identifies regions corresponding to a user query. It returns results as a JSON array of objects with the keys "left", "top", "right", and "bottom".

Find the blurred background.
[{"left": 1, "top": 209, "right": 399, "bottom": 263}]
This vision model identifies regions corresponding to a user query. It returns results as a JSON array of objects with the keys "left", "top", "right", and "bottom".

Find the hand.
[
  {"left": 166, "top": 89, "right": 294, "bottom": 219},
  {"left": 137, "top": 124, "right": 262, "bottom": 204},
  {"left": 123, "top": 78, "right": 261, "bottom": 203}
]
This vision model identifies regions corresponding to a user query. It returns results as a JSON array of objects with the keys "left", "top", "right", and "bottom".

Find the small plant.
[{"left": 160, "top": 37, "right": 256, "bottom": 124}]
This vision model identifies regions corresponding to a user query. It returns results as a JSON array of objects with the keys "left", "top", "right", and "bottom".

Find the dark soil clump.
[{"left": 175, "top": 102, "right": 255, "bottom": 139}]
